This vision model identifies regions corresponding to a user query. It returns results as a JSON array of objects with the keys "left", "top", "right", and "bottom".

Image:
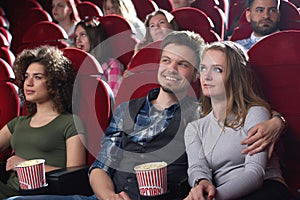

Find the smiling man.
[
  {"left": 87, "top": 31, "right": 205, "bottom": 200},
  {"left": 235, "top": 0, "right": 280, "bottom": 50}
]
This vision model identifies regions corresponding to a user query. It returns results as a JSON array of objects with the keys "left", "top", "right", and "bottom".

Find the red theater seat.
[
  {"left": 191, "top": 0, "right": 226, "bottom": 39},
  {"left": 0, "top": 47, "right": 15, "bottom": 66},
  {"left": 77, "top": 1, "right": 103, "bottom": 19},
  {"left": 10, "top": 7, "right": 52, "bottom": 54},
  {"left": 248, "top": 30, "right": 300, "bottom": 198},
  {"left": 171, "top": 7, "right": 221, "bottom": 43},
  {"left": 0, "top": 58, "right": 19, "bottom": 182},
  {"left": 131, "top": 0, "right": 158, "bottom": 22},
  {"left": 153, "top": 0, "right": 173, "bottom": 12},
  {"left": 17, "top": 21, "right": 68, "bottom": 54},
  {"left": 63, "top": 47, "right": 111, "bottom": 165},
  {"left": 100, "top": 15, "right": 137, "bottom": 68}
]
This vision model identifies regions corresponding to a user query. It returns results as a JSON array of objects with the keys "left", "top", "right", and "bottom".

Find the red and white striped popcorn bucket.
[
  {"left": 15, "top": 159, "right": 47, "bottom": 190},
  {"left": 134, "top": 161, "right": 167, "bottom": 196}
]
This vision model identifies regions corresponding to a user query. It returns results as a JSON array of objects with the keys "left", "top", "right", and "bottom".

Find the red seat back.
[
  {"left": 248, "top": 30, "right": 300, "bottom": 198},
  {"left": 0, "top": 58, "right": 14, "bottom": 81},
  {"left": 289, "top": 0, "right": 300, "bottom": 7},
  {"left": 5, "top": 0, "right": 42, "bottom": 26},
  {"left": 10, "top": 7, "right": 52, "bottom": 54},
  {"left": 227, "top": 0, "right": 248, "bottom": 35},
  {"left": 63, "top": 47, "right": 113, "bottom": 165},
  {"left": 0, "top": 27, "right": 12, "bottom": 44},
  {"left": 0, "top": 47, "right": 15, "bottom": 67},
  {"left": 131, "top": 0, "right": 158, "bottom": 22},
  {"left": 77, "top": 1, "right": 103, "bottom": 19},
  {"left": 171, "top": 7, "right": 221, "bottom": 43},
  {"left": 191, "top": 0, "right": 226, "bottom": 39},
  {"left": 0, "top": 16, "right": 9, "bottom": 29},
  {"left": 230, "top": 9, "right": 252, "bottom": 41},
  {"left": 127, "top": 40, "right": 162, "bottom": 72},
  {"left": 17, "top": 21, "right": 68, "bottom": 55},
  {"left": 0, "top": 32, "right": 9, "bottom": 48},
  {"left": 100, "top": 15, "right": 137, "bottom": 68},
  {"left": 153, "top": 0, "right": 173, "bottom": 12},
  {"left": 279, "top": 0, "right": 300, "bottom": 30},
  {"left": 0, "top": 59, "right": 20, "bottom": 162}
]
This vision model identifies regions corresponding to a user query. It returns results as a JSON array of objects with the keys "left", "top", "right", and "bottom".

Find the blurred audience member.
[
  {"left": 52, "top": 0, "right": 81, "bottom": 44},
  {"left": 134, "top": 9, "right": 178, "bottom": 54},
  {"left": 171, "top": 0, "right": 195, "bottom": 9},
  {"left": 0, "top": 46, "right": 86, "bottom": 199},
  {"left": 74, "top": 18, "right": 124, "bottom": 96},
  {"left": 235, "top": 0, "right": 280, "bottom": 50},
  {"left": 102, "top": 0, "right": 146, "bottom": 41}
]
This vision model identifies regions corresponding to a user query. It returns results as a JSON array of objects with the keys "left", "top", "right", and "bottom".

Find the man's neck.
[{"left": 154, "top": 88, "right": 186, "bottom": 109}]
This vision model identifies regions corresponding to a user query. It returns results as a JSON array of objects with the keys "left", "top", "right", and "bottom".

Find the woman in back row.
[
  {"left": 73, "top": 18, "right": 124, "bottom": 96},
  {"left": 52, "top": 0, "right": 80, "bottom": 44},
  {"left": 102, "top": 0, "right": 146, "bottom": 42},
  {"left": 134, "top": 9, "right": 178, "bottom": 55}
]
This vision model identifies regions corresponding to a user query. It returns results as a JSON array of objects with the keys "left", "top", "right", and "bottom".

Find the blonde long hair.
[{"left": 200, "top": 41, "right": 271, "bottom": 129}]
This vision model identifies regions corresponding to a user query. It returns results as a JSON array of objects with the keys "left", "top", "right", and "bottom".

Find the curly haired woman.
[{"left": 0, "top": 46, "right": 86, "bottom": 199}]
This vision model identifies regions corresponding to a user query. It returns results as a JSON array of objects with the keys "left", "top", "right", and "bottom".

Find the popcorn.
[
  {"left": 15, "top": 159, "right": 47, "bottom": 190},
  {"left": 134, "top": 161, "right": 167, "bottom": 196}
]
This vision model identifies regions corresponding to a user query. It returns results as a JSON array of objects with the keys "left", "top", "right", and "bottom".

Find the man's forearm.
[
  {"left": 271, "top": 110, "right": 287, "bottom": 133},
  {"left": 89, "top": 168, "right": 116, "bottom": 200}
]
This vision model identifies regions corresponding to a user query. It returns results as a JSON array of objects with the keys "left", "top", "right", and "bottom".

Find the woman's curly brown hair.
[{"left": 14, "top": 46, "right": 75, "bottom": 115}]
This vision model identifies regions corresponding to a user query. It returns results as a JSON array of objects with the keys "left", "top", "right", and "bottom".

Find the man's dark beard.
[
  {"left": 160, "top": 85, "right": 188, "bottom": 94},
  {"left": 161, "top": 85, "right": 174, "bottom": 94},
  {"left": 251, "top": 20, "right": 279, "bottom": 36}
]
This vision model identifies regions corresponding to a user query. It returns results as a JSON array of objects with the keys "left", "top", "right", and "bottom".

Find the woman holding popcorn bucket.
[{"left": 0, "top": 46, "right": 86, "bottom": 199}]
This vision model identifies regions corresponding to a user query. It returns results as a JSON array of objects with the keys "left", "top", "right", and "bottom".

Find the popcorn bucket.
[
  {"left": 15, "top": 159, "right": 47, "bottom": 190},
  {"left": 134, "top": 161, "right": 167, "bottom": 196}
]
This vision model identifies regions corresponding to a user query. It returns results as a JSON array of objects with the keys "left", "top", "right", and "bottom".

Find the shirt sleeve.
[
  {"left": 185, "top": 121, "right": 213, "bottom": 187},
  {"left": 215, "top": 106, "right": 271, "bottom": 199},
  {"left": 106, "top": 59, "right": 124, "bottom": 96},
  {"left": 64, "top": 114, "right": 86, "bottom": 139},
  {"left": 7, "top": 116, "right": 20, "bottom": 133},
  {"left": 89, "top": 102, "right": 127, "bottom": 176}
]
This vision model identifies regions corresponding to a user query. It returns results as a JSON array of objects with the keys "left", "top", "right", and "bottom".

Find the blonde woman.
[
  {"left": 184, "top": 41, "right": 292, "bottom": 200},
  {"left": 52, "top": 0, "right": 80, "bottom": 44}
]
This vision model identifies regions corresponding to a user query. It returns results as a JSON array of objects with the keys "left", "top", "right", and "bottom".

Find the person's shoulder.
[
  {"left": 192, "top": 112, "right": 211, "bottom": 123},
  {"left": 7, "top": 115, "right": 32, "bottom": 130},
  {"left": 11, "top": 115, "right": 32, "bottom": 122},
  {"left": 234, "top": 37, "right": 251, "bottom": 45},
  {"left": 247, "top": 106, "right": 269, "bottom": 115}
]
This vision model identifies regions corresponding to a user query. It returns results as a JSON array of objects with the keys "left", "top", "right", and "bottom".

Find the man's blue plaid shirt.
[{"left": 89, "top": 88, "right": 181, "bottom": 176}]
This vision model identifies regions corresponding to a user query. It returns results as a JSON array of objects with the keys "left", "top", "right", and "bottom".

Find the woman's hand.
[
  {"left": 6, "top": 155, "right": 26, "bottom": 171},
  {"left": 184, "top": 179, "right": 216, "bottom": 200}
]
